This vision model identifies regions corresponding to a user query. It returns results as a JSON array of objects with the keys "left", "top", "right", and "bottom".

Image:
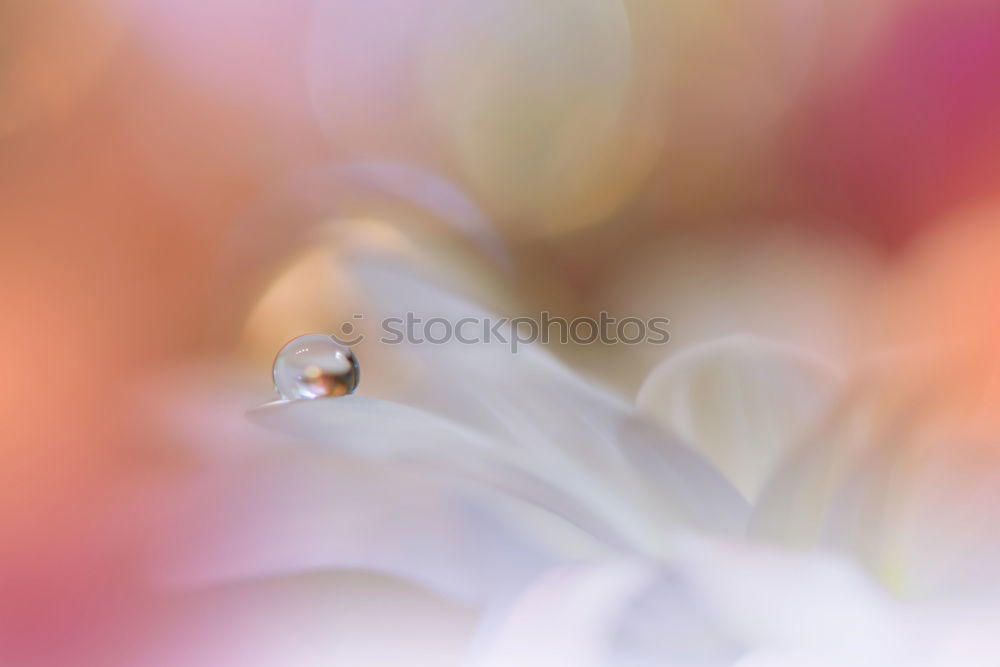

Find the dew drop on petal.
[{"left": 272, "top": 334, "right": 360, "bottom": 400}]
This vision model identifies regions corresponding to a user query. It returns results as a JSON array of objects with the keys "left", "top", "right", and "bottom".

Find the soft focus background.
[{"left": 3, "top": 0, "right": 1000, "bottom": 663}]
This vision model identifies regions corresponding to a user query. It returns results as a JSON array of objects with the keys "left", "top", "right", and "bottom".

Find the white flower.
[{"left": 146, "top": 258, "right": 1000, "bottom": 667}]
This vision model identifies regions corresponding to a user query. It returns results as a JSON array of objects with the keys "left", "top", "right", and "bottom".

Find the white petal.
[
  {"left": 752, "top": 360, "right": 1000, "bottom": 601},
  {"left": 615, "top": 416, "right": 751, "bottom": 538},
  {"left": 348, "top": 261, "right": 750, "bottom": 548},
  {"left": 248, "top": 396, "right": 652, "bottom": 553},
  {"left": 150, "top": 453, "right": 603, "bottom": 606},
  {"left": 146, "top": 370, "right": 610, "bottom": 604},
  {"left": 470, "top": 562, "right": 663, "bottom": 667},
  {"left": 470, "top": 560, "right": 746, "bottom": 667},
  {"left": 473, "top": 540, "right": 1000, "bottom": 667},
  {"left": 637, "top": 335, "right": 841, "bottom": 500},
  {"left": 474, "top": 539, "right": 903, "bottom": 667},
  {"left": 734, "top": 651, "right": 881, "bottom": 667},
  {"left": 669, "top": 538, "right": 904, "bottom": 656}
]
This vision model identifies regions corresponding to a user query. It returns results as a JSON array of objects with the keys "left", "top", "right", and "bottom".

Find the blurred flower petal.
[
  {"left": 473, "top": 538, "right": 910, "bottom": 667},
  {"left": 670, "top": 538, "right": 902, "bottom": 656},
  {"left": 249, "top": 395, "right": 634, "bottom": 543},
  {"left": 637, "top": 335, "right": 841, "bottom": 500},
  {"left": 154, "top": 447, "right": 598, "bottom": 605},
  {"left": 305, "top": 0, "right": 445, "bottom": 157},
  {"left": 595, "top": 229, "right": 878, "bottom": 390},
  {"left": 349, "top": 260, "right": 750, "bottom": 547},
  {"left": 752, "top": 354, "right": 1000, "bottom": 602},
  {"left": 148, "top": 372, "right": 608, "bottom": 603},
  {"left": 616, "top": 416, "right": 751, "bottom": 537},
  {"left": 140, "top": 572, "right": 476, "bottom": 667},
  {"left": 418, "top": 0, "right": 642, "bottom": 235},
  {"left": 471, "top": 562, "right": 660, "bottom": 667}
]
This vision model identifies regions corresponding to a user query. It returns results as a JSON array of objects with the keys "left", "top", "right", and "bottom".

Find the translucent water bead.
[{"left": 272, "top": 334, "right": 360, "bottom": 400}]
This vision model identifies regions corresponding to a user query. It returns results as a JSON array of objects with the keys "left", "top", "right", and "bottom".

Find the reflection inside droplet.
[{"left": 272, "top": 334, "right": 360, "bottom": 400}]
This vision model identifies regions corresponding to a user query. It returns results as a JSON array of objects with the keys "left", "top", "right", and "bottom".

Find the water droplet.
[{"left": 272, "top": 334, "right": 360, "bottom": 400}]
